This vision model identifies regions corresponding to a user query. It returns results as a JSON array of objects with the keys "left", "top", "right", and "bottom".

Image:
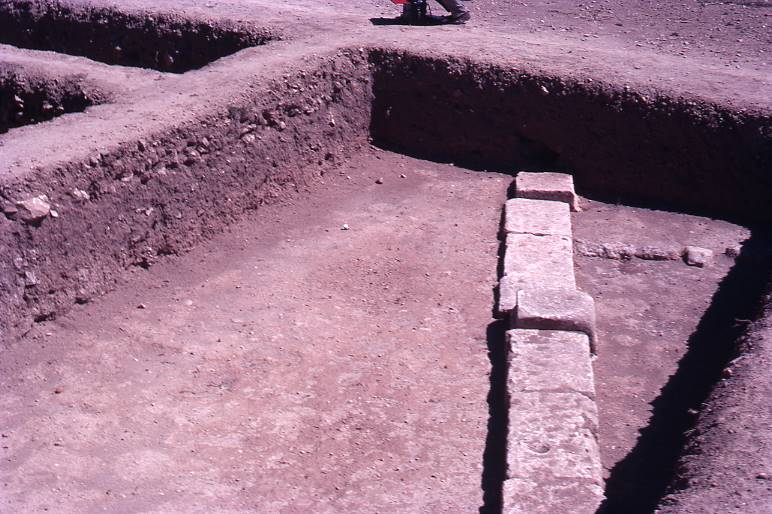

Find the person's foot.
[{"left": 444, "top": 11, "right": 471, "bottom": 24}]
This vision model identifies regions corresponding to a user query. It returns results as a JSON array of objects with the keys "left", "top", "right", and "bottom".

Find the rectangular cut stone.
[
  {"left": 498, "top": 275, "right": 577, "bottom": 317},
  {"left": 502, "top": 477, "right": 604, "bottom": 514},
  {"left": 503, "top": 233, "right": 575, "bottom": 285},
  {"left": 515, "top": 172, "right": 579, "bottom": 211},
  {"left": 507, "top": 391, "right": 602, "bottom": 483},
  {"left": 514, "top": 286, "right": 597, "bottom": 352},
  {"left": 504, "top": 198, "right": 571, "bottom": 237},
  {"left": 498, "top": 274, "right": 520, "bottom": 315},
  {"left": 507, "top": 329, "right": 595, "bottom": 397}
]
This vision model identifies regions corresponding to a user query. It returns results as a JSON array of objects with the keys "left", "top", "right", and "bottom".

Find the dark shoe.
[{"left": 444, "top": 11, "right": 471, "bottom": 24}]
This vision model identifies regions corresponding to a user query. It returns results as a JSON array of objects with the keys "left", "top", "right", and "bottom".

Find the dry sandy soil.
[{"left": 370, "top": 0, "right": 771, "bottom": 71}]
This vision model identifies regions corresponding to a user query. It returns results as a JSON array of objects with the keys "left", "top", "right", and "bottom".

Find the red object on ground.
[{"left": 391, "top": 0, "right": 409, "bottom": 4}]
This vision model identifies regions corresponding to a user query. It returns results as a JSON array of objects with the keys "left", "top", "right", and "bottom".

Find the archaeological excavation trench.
[{"left": 1, "top": 4, "right": 771, "bottom": 512}]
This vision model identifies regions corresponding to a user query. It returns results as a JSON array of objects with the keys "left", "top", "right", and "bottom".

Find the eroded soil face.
[{"left": 0, "top": 150, "right": 508, "bottom": 513}]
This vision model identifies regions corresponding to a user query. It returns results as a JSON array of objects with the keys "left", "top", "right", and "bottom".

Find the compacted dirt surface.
[
  {"left": 0, "top": 151, "right": 510, "bottom": 513},
  {"left": 368, "top": 0, "right": 771, "bottom": 71}
]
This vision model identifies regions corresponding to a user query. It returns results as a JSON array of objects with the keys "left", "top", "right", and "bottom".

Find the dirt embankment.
[
  {"left": 368, "top": 50, "right": 772, "bottom": 223},
  {"left": 0, "top": 65, "right": 105, "bottom": 133},
  {"left": 659, "top": 269, "right": 772, "bottom": 513},
  {"left": 0, "top": 0, "right": 277, "bottom": 72},
  {"left": 0, "top": 50, "right": 372, "bottom": 340}
]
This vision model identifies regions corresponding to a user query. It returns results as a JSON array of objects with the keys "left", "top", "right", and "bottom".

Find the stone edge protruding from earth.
[
  {"left": 515, "top": 287, "right": 597, "bottom": 353},
  {"left": 514, "top": 172, "right": 580, "bottom": 212},
  {"left": 499, "top": 173, "right": 604, "bottom": 512}
]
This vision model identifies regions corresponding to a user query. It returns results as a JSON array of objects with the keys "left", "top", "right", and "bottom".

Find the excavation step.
[
  {"left": 0, "top": 64, "right": 102, "bottom": 133},
  {"left": 0, "top": 0, "right": 277, "bottom": 72}
]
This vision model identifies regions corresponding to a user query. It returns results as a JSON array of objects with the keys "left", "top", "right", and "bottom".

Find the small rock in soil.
[
  {"left": 2, "top": 202, "right": 18, "bottom": 218},
  {"left": 724, "top": 245, "right": 742, "bottom": 258},
  {"left": 603, "top": 243, "right": 636, "bottom": 260},
  {"left": 683, "top": 246, "right": 713, "bottom": 267},
  {"left": 375, "top": 177, "right": 384, "bottom": 184},
  {"left": 636, "top": 246, "right": 679, "bottom": 261},
  {"left": 15, "top": 195, "right": 51, "bottom": 224},
  {"left": 23, "top": 271, "right": 38, "bottom": 287}
]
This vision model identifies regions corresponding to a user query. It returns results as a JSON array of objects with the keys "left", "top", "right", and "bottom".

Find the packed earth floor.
[{"left": 1, "top": 153, "right": 511, "bottom": 512}]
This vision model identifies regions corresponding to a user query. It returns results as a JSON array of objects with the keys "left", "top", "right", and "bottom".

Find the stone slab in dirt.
[
  {"left": 505, "top": 197, "right": 572, "bottom": 238},
  {"left": 0, "top": 150, "right": 509, "bottom": 512}
]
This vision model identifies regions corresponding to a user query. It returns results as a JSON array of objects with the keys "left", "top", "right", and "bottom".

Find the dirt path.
[
  {"left": 366, "top": 0, "right": 770, "bottom": 71},
  {"left": 0, "top": 149, "right": 509, "bottom": 513}
]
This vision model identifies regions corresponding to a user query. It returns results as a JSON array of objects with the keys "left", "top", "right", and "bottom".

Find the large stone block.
[
  {"left": 503, "top": 233, "right": 575, "bottom": 288},
  {"left": 502, "top": 477, "right": 604, "bottom": 514},
  {"left": 507, "top": 391, "right": 602, "bottom": 483},
  {"left": 515, "top": 172, "right": 580, "bottom": 212},
  {"left": 514, "top": 287, "right": 597, "bottom": 352},
  {"left": 504, "top": 198, "right": 572, "bottom": 237},
  {"left": 507, "top": 329, "right": 595, "bottom": 397}
]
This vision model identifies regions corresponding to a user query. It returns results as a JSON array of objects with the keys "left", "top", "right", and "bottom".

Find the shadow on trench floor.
[
  {"left": 480, "top": 319, "right": 510, "bottom": 513},
  {"left": 597, "top": 231, "right": 772, "bottom": 513}
]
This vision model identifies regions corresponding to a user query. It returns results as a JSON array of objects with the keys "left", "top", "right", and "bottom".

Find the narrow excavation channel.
[
  {"left": 572, "top": 200, "right": 770, "bottom": 513},
  {"left": 0, "top": 149, "right": 509, "bottom": 512}
]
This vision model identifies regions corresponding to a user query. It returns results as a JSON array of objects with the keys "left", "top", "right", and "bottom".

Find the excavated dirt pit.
[
  {"left": 0, "top": 1, "right": 277, "bottom": 72},
  {"left": 1, "top": 150, "right": 511, "bottom": 512},
  {"left": 0, "top": 68, "right": 104, "bottom": 133},
  {"left": 1, "top": 40, "right": 771, "bottom": 512}
]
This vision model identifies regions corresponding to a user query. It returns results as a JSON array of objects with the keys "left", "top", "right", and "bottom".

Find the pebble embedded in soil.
[
  {"left": 15, "top": 195, "right": 52, "bottom": 224},
  {"left": 724, "top": 245, "right": 742, "bottom": 258},
  {"left": 683, "top": 246, "right": 714, "bottom": 267}
]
